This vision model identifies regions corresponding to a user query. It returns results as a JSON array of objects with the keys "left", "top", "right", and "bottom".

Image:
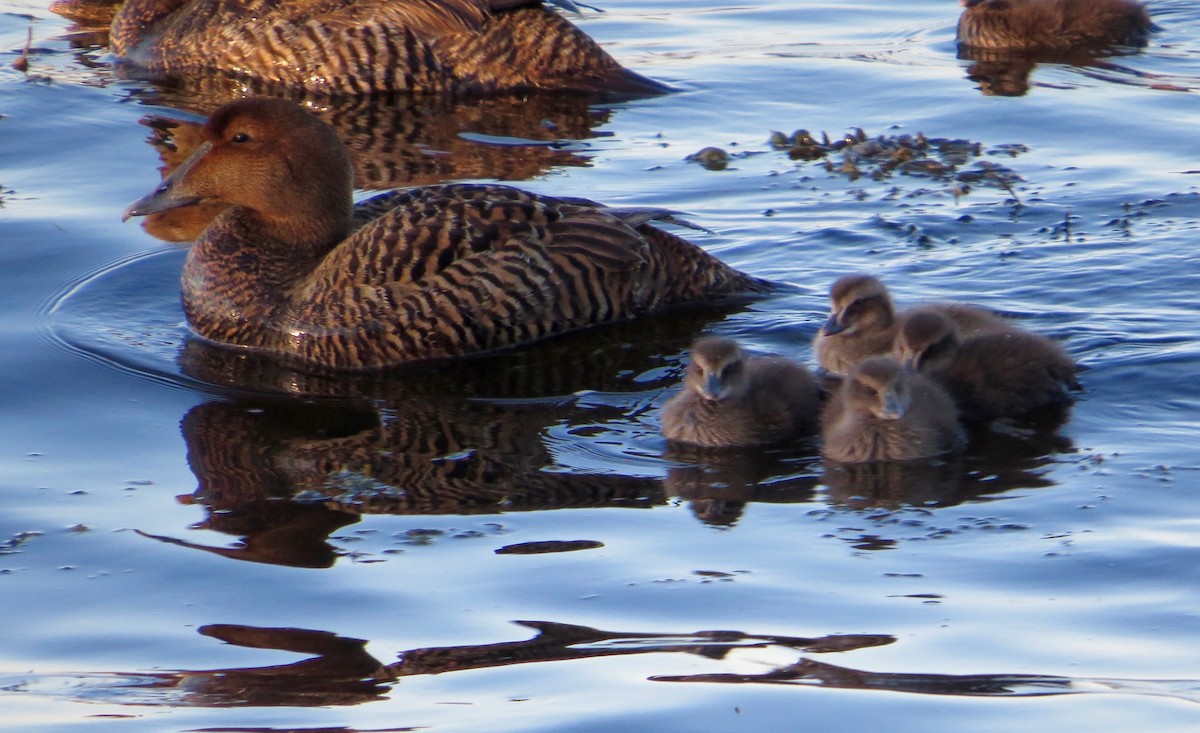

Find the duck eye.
[{"left": 231, "top": 132, "right": 251, "bottom": 144}]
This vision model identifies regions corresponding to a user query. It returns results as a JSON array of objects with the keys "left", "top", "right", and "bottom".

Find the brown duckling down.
[
  {"left": 894, "top": 309, "right": 1080, "bottom": 423},
  {"left": 813, "top": 274, "right": 1007, "bottom": 376},
  {"left": 956, "top": 0, "right": 1153, "bottom": 53},
  {"left": 122, "top": 98, "right": 768, "bottom": 371},
  {"left": 661, "top": 337, "right": 821, "bottom": 448},
  {"left": 106, "top": 0, "right": 668, "bottom": 96},
  {"left": 821, "top": 356, "right": 966, "bottom": 463}
]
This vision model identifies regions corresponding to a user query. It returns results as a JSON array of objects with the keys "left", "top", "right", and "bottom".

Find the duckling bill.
[
  {"left": 123, "top": 97, "right": 769, "bottom": 371},
  {"left": 661, "top": 337, "right": 820, "bottom": 448}
]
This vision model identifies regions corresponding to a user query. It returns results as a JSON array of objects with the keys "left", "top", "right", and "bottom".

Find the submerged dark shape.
[
  {"left": 122, "top": 98, "right": 769, "bottom": 371},
  {"left": 661, "top": 337, "right": 821, "bottom": 448},
  {"left": 956, "top": 0, "right": 1153, "bottom": 54},
  {"left": 893, "top": 309, "right": 1081, "bottom": 424},
  {"left": 52, "top": 0, "right": 669, "bottom": 96}
]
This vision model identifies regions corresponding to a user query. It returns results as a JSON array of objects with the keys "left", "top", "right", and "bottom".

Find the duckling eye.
[{"left": 230, "top": 132, "right": 252, "bottom": 144}]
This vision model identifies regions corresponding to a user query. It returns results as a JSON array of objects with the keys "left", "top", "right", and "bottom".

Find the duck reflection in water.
[
  {"left": 44, "top": 620, "right": 1192, "bottom": 708},
  {"left": 955, "top": 0, "right": 1156, "bottom": 96},
  {"left": 128, "top": 91, "right": 615, "bottom": 243}
]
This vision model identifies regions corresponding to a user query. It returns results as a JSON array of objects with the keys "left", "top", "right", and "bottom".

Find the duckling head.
[
  {"left": 124, "top": 97, "right": 355, "bottom": 252},
  {"left": 847, "top": 356, "right": 910, "bottom": 420},
  {"left": 684, "top": 337, "right": 749, "bottom": 403},
  {"left": 895, "top": 310, "right": 960, "bottom": 372},
  {"left": 821, "top": 274, "right": 895, "bottom": 338}
]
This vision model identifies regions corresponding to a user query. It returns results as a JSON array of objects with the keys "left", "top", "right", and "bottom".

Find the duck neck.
[{"left": 181, "top": 207, "right": 348, "bottom": 350}]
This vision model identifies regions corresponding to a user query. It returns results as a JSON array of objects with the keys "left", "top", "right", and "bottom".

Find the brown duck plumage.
[
  {"left": 821, "top": 356, "right": 965, "bottom": 463},
  {"left": 813, "top": 274, "right": 1007, "bottom": 376},
  {"left": 122, "top": 98, "right": 768, "bottom": 371},
  {"left": 956, "top": 0, "right": 1153, "bottom": 53},
  {"left": 661, "top": 337, "right": 821, "bottom": 448},
  {"left": 102, "top": 0, "right": 667, "bottom": 95},
  {"left": 893, "top": 309, "right": 1080, "bottom": 423}
]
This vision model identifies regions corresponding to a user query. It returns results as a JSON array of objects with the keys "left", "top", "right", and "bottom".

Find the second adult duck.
[
  {"left": 123, "top": 98, "right": 769, "bottom": 371},
  {"left": 108, "top": 0, "right": 668, "bottom": 95}
]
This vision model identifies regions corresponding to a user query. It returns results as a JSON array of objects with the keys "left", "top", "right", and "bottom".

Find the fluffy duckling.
[
  {"left": 662, "top": 337, "right": 821, "bottom": 448},
  {"left": 123, "top": 98, "right": 768, "bottom": 371},
  {"left": 821, "top": 356, "right": 965, "bottom": 463},
  {"left": 813, "top": 274, "right": 1006, "bottom": 376},
  {"left": 893, "top": 310, "right": 1080, "bottom": 423},
  {"left": 103, "top": 0, "right": 667, "bottom": 96},
  {"left": 957, "top": 0, "right": 1153, "bottom": 53}
]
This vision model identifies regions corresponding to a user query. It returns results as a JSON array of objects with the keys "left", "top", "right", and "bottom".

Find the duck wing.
[{"left": 281, "top": 186, "right": 656, "bottom": 368}]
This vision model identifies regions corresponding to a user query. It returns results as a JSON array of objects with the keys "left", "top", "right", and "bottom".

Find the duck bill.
[
  {"left": 122, "top": 141, "right": 211, "bottom": 221},
  {"left": 880, "top": 393, "right": 907, "bottom": 420},
  {"left": 699, "top": 373, "right": 724, "bottom": 402},
  {"left": 821, "top": 312, "right": 847, "bottom": 336}
]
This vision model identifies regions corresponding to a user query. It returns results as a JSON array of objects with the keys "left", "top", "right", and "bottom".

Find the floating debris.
[{"left": 759, "top": 127, "right": 1026, "bottom": 196}]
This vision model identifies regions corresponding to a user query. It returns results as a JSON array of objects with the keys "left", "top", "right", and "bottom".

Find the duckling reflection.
[
  {"left": 955, "top": 0, "right": 1155, "bottom": 97},
  {"left": 662, "top": 337, "right": 821, "bottom": 449},
  {"left": 51, "top": 0, "right": 668, "bottom": 97},
  {"left": 894, "top": 309, "right": 1080, "bottom": 424},
  {"left": 663, "top": 443, "right": 820, "bottom": 527},
  {"left": 123, "top": 98, "right": 768, "bottom": 370},
  {"left": 814, "top": 274, "right": 1005, "bottom": 376},
  {"left": 131, "top": 91, "right": 610, "bottom": 243},
  {"left": 821, "top": 356, "right": 966, "bottom": 463}
]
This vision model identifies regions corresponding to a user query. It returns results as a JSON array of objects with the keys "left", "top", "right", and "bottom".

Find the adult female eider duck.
[
  {"left": 661, "top": 337, "right": 821, "bottom": 448},
  {"left": 813, "top": 274, "right": 1007, "bottom": 376},
  {"left": 956, "top": 0, "right": 1153, "bottom": 54},
  {"left": 98, "top": 0, "right": 667, "bottom": 96},
  {"left": 122, "top": 97, "right": 768, "bottom": 371},
  {"left": 893, "top": 309, "right": 1080, "bottom": 423},
  {"left": 821, "top": 356, "right": 965, "bottom": 463}
]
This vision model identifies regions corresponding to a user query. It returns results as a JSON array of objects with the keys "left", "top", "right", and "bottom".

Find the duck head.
[
  {"left": 124, "top": 97, "right": 355, "bottom": 251},
  {"left": 684, "top": 337, "right": 749, "bottom": 403},
  {"left": 894, "top": 310, "right": 961, "bottom": 372},
  {"left": 820, "top": 274, "right": 896, "bottom": 337},
  {"left": 846, "top": 356, "right": 910, "bottom": 420}
]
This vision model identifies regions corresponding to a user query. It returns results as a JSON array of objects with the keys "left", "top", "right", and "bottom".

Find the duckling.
[
  {"left": 662, "top": 337, "right": 821, "bottom": 448},
  {"left": 956, "top": 0, "right": 1153, "bottom": 53},
  {"left": 102, "top": 0, "right": 667, "bottom": 96},
  {"left": 893, "top": 309, "right": 1080, "bottom": 423},
  {"left": 821, "top": 356, "right": 965, "bottom": 463},
  {"left": 813, "top": 274, "right": 1007, "bottom": 375},
  {"left": 123, "top": 98, "right": 768, "bottom": 371}
]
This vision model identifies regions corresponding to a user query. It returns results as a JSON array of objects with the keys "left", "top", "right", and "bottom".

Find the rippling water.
[{"left": 3, "top": 0, "right": 1200, "bottom": 730}]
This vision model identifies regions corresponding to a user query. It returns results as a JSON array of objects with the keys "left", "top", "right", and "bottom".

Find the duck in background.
[
  {"left": 893, "top": 309, "right": 1081, "bottom": 424},
  {"left": 661, "top": 337, "right": 821, "bottom": 448},
  {"left": 956, "top": 0, "right": 1153, "bottom": 54},
  {"left": 821, "top": 356, "right": 966, "bottom": 463},
  {"left": 122, "top": 97, "right": 769, "bottom": 371},
  {"left": 51, "top": 0, "right": 668, "bottom": 96},
  {"left": 813, "top": 274, "right": 1007, "bottom": 376}
]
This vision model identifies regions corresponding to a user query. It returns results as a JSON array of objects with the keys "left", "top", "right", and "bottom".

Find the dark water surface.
[{"left": 4, "top": 0, "right": 1200, "bottom": 730}]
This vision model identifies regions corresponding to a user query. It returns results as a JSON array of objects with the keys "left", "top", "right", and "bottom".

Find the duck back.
[
  {"left": 182, "top": 184, "right": 768, "bottom": 370},
  {"left": 110, "top": 0, "right": 666, "bottom": 95}
]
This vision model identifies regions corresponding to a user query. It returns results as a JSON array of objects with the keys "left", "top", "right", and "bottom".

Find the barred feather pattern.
[
  {"left": 181, "top": 184, "right": 768, "bottom": 370},
  {"left": 110, "top": 0, "right": 663, "bottom": 95}
]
